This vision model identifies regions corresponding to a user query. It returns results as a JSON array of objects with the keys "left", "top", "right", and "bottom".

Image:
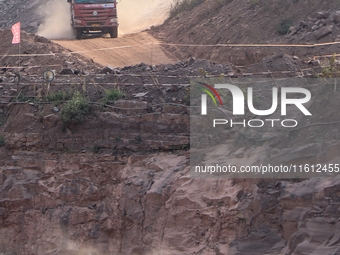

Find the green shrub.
[
  {"left": 278, "top": 19, "right": 292, "bottom": 35},
  {"left": 17, "top": 93, "right": 28, "bottom": 102},
  {"left": 0, "top": 113, "right": 5, "bottom": 126},
  {"left": 61, "top": 92, "right": 89, "bottom": 123},
  {"left": 17, "top": 93, "right": 34, "bottom": 102},
  {"left": 321, "top": 54, "right": 338, "bottom": 78},
  {"left": 91, "top": 145, "right": 100, "bottom": 153},
  {"left": 102, "top": 88, "right": 124, "bottom": 105},
  {"left": 184, "top": 87, "right": 190, "bottom": 106},
  {"left": 169, "top": 0, "right": 205, "bottom": 17},
  {"left": 0, "top": 136, "right": 5, "bottom": 147},
  {"left": 130, "top": 135, "right": 143, "bottom": 144},
  {"left": 135, "top": 135, "right": 143, "bottom": 144}
]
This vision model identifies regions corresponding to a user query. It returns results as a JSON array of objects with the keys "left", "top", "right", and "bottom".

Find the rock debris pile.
[{"left": 288, "top": 10, "right": 340, "bottom": 42}]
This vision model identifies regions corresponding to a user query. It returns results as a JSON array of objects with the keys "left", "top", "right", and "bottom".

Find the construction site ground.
[{"left": 2, "top": 0, "right": 340, "bottom": 254}]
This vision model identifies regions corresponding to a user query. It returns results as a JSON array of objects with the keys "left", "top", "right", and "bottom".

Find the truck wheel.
[
  {"left": 110, "top": 27, "right": 118, "bottom": 38},
  {"left": 74, "top": 28, "right": 82, "bottom": 40}
]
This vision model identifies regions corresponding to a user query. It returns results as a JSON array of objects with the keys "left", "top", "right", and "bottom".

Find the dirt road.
[{"left": 53, "top": 32, "right": 176, "bottom": 67}]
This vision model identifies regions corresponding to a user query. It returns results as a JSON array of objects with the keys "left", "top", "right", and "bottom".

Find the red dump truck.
[{"left": 67, "top": 0, "right": 118, "bottom": 39}]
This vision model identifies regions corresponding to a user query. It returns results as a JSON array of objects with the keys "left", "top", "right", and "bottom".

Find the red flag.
[{"left": 11, "top": 22, "right": 20, "bottom": 44}]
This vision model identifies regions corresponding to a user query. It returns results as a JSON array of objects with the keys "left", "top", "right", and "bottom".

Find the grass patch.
[
  {"left": 61, "top": 91, "right": 90, "bottom": 123},
  {"left": 169, "top": 0, "right": 205, "bottom": 17},
  {"left": 101, "top": 88, "right": 124, "bottom": 105},
  {"left": 17, "top": 93, "right": 34, "bottom": 102},
  {"left": 46, "top": 91, "right": 73, "bottom": 103}
]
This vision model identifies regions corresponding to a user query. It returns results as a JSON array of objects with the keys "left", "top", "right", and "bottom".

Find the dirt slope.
[
  {"left": 54, "top": 32, "right": 177, "bottom": 67},
  {"left": 152, "top": 0, "right": 340, "bottom": 65}
]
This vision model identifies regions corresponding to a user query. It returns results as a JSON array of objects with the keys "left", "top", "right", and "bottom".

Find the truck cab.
[{"left": 67, "top": 0, "right": 118, "bottom": 39}]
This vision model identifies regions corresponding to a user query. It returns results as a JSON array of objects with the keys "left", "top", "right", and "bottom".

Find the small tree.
[{"left": 278, "top": 19, "right": 292, "bottom": 35}]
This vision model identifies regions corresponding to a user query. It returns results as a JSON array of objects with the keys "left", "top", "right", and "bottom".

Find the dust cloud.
[
  {"left": 36, "top": 0, "right": 73, "bottom": 40},
  {"left": 118, "top": 0, "right": 173, "bottom": 35}
]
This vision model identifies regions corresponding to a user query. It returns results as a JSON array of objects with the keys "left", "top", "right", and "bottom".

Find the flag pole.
[
  {"left": 18, "top": 40, "right": 21, "bottom": 77},
  {"left": 18, "top": 23, "right": 21, "bottom": 77}
]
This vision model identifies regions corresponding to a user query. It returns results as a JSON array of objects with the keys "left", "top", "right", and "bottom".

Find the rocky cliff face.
[
  {"left": 2, "top": 147, "right": 340, "bottom": 255},
  {"left": 0, "top": 149, "right": 189, "bottom": 255}
]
